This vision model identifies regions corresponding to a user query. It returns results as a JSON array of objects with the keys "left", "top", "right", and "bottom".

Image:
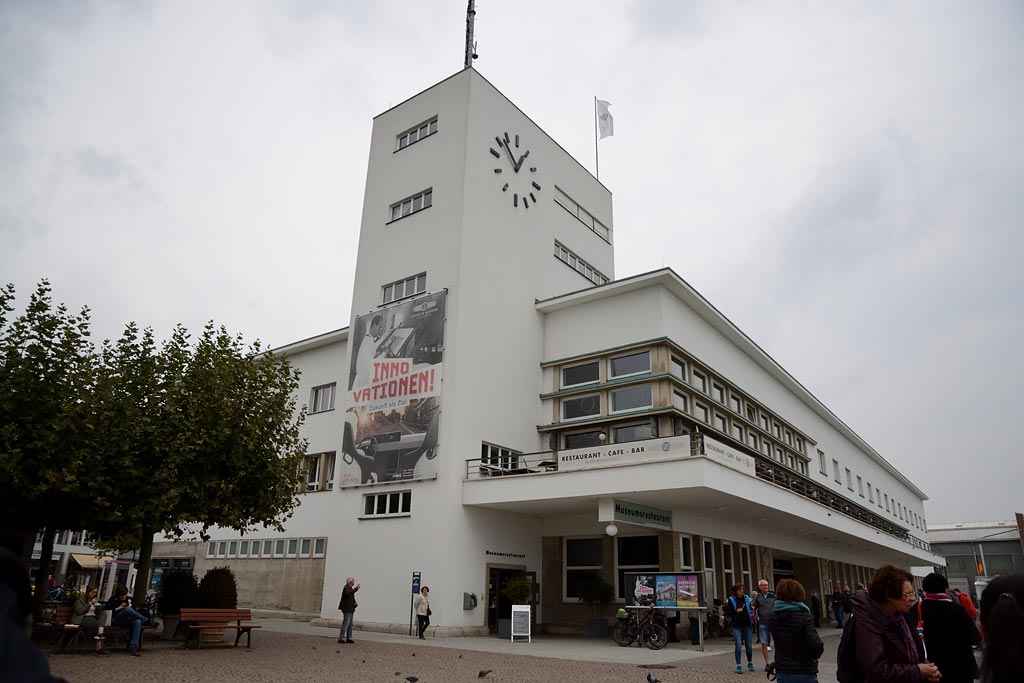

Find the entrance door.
[{"left": 486, "top": 567, "right": 536, "bottom": 634}]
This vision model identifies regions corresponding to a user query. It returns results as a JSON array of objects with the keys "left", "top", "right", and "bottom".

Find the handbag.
[{"left": 426, "top": 607, "right": 432, "bottom": 616}]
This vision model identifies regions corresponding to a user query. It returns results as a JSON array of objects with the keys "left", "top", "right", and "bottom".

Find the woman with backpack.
[
  {"left": 770, "top": 579, "right": 823, "bottom": 683},
  {"left": 846, "top": 565, "right": 941, "bottom": 683},
  {"left": 724, "top": 583, "right": 755, "bottom": 674}
]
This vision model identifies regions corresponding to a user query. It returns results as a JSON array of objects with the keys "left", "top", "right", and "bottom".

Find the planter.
[
  {"left": 584, "top": 616, "right": 611, "bottom": 638},
  {"left": 200, "top": 625, "right": 228, "bottom": 644},
  {"left": 497, "top": 618, "right": 511, "bottom": 639},
  {"left": 160, "top": 616, "right": 180, "bottom": 641}
]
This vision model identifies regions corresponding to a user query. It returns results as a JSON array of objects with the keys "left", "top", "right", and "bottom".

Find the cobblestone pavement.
[{"left": 47, "top": 620, "right": 843, "bottom": 683}]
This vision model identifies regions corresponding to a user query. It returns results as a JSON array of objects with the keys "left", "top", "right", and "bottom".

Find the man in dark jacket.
[
  {"left": 810, "top": 590, "right": 821, "bottom": 627},
  {"left": 337, "top": 576, "right": 361, "bottom": 643},
  {"left": 770, "top": 579, "right": 823, "bottom": 680},
  {"left": 919, "top": 573, "right": 981, "bottom": 683},
  {"left": 831, "top": 588, "right": 844, "bottom": 628}
]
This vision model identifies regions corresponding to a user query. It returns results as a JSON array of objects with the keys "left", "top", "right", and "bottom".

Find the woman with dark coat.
[
  {"left": 918, "top": 573, "right": 981, "bottom": 683},
  {"left": 852, "top": 565, "right": 941, "bottom": 683},
  {"left": 769, "top": 579, "right": 823, "bottom": 683},
  {"left": 977, "top": 573, "right": 1024, "bottom": 683}
]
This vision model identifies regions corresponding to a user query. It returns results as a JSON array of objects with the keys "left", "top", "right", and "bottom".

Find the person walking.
[
  {"left": 752, "top": 578, "right": 776, "bottom": 672},
  {"left": 724, "top": 583, "right": 755, "bottom": 674},
  {"left": 851, "top": 565, "right": 941, "bottom": 683},
  {"left": 810, "top": 590, "right": 821, "bottom": 628},
  {"left": 977, "top": 573, "right": 1024, "bottom": 683},
  {"left": 769, "top": 578, "right": 823, "bottom": 683},
  {"left": 337, "top": 577, "right": 361, "bottom": 643},
  {"left": 831, "top": 588, "right": 844, "bottom": 628},
  {"left": 841, "top": 585, "right": 853, "bottom": 624},
  {"left": 414, "top": 586, "right": 431, "bottom": 639},
  {"left": 918, "top": 572, "right": 981, "bottom": 683}
]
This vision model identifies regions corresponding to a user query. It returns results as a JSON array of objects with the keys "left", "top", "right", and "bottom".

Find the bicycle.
[
  {"left": 705, "top": 600, "right": 723, "bottom": 639},
  {"left": 612, "top": 607, "right": 669, "bottom": 650}
]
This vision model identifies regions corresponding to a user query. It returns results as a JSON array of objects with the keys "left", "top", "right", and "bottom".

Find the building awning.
[{"left": 70, "top": 553, "right": 109, "bottom": 569}]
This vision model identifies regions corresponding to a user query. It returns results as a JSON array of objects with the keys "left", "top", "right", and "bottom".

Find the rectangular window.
[
  {"left": 207, "top": 542, "right": 216, "bottom": 558},
  {"left": 562, "top": 394, "right": 600, "bottom": 421},
  {"left": 845, "top": 468, "right": 853, "bottom": 490},
  {"left": 714, "top": 413, "right": 727, "bottom": 433},
  {"left": 249, "top": 540, "right": 261, "bottom": 559},
  {"left": 730, "top": 394, "right": 742, "bottom": 413},
  {"left": 692, "top": 370, "right": 707, "bottom": 394},
  {"left": 747, "top": 430, "right": 758, "bottom": 449},
  {"left": 746, "top": 405, "right": 757, "bottom": 423},
  {"left": 313, "top": 538, "right": 327, "bottom": 558},
  {"left": 305, "top": 455, "right": 321, "bottom": 492},
  {"left": 773, "top": 422, "right": 783, "bottom": 440},
  {"left": 616, "top": 535, "right": 660, "bottom": 600},
  {"left": 857, "top": 476, "right": 864, "bottom": 497},
  {"left": 680, "top": 535, "right": 694, "bottom": 571},
  {"left": 263, "top": 540, "right": 273, "bottom": 557},
  {"left": 300, "top": 538, "right": 312, "bottom": 557},
  {"left": 722, "top": 542, "right": 735, "bottom": 589},
  {"left": 562, "top": 361, "right": 599, "bottom": 388},
  {"left": 382, "top": 272, "right": 427, "bottom": 304},
  {"left": 833, "top": 459, "right": 841, "bottom": 483},
  {"left": 553, "top": 186, "right": 612, "bottom": 243},
  {"left": 695, "top": 402, "right": 709, "bottom": 423},
  {"left": 884, "top": 494, "right": 890, "bottom": 512},
  {"left": 731, "top": 422, "right": 744, "bottom": 441},
  {"left": 740, "top": 545, "right": 752, "bottom": 592},
  {"left": 553, "top": 241, "right": 609, "bottom": 286},
  {"left": 759, "top": 438, "right": 770, "bottom": 455},
  {"left": 324, "top": 452, "right": 336, "bottom": 491},
  {"left": 227, "top": 541, "right": 237, "bottom": 558},
  {"left": 702, "top": 539, "right": 718, "bottom": 602},
  {"left": 217, "top": 541, "right": 227, "bottom": 558},
  {"left": 611, "top": 384, "right": 652, "bottom": 412},
  {"left": 673, "top": 390, "right": 689, "bottom": 413},
  {"left": 389, "top": 189, "right": 432, "bottom": 222},
  {"left": 274, "top": 539, "right": 285, "bottom": 558},
  {"left": 239, "top": 540, "right": 249, "bottom": 558},
  {"left": 671, "top": 357, "right": 687, "bottom": 381},
  {"left": 761, "top": 414, "right": 770, "bottom": 432},
  {"left": 564, "top": 430, "right": 605, "bottom": 449},
  {"left": 868, "top": 483, "right": 874, "bottom": 502},
  {"left": 610, "top": 351, "right": 650, "bottom": 378},
  {"left": 565, "top": 537, "right": 604, "bottom": 600},
  {"left": 481, "top": 443, "right": 521, "bottom": 470},
  {"left": 286, "top": 539, "right": 298, "bottom": 558},
  {"left": 613, "top": 419, "right": 657, "bottom": 444},
  {"left": 397, "top": 117, "right": 438, "bottom": 150},
  {"left": 309, "top": 383, "right": 336, "bottom": 413},
  {"left": 818, "top": 449, "right": 827, "bottom": 475},
  {"left": 362, "top": 491, "right": 412, "bottom": 518},
  {"left": 712, "top": 384, "right": 725, "bottom": 404}
]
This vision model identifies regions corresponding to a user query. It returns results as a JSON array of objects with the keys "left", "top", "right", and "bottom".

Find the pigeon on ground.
[
  {"left": 478, "top": 670, "right": 492, "bottom": 678},
  {"left": 647, "top": 674, "right": 661, "bottom": 683},
  {"left": 405, "top": 678, "right": 419, "bottom": 683}
]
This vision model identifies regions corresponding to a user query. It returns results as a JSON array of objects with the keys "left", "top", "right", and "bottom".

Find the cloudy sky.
[{"left": 3, "top": 1, "right": 1022, "bottom": 525}]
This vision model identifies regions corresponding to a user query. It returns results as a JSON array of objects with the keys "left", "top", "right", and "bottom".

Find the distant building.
[
  {"left": 153, "top": 68, "right": 943, "bottom": 634},
  {"left": 928, "top": 516, "right": 1024, "bottom": 600}
]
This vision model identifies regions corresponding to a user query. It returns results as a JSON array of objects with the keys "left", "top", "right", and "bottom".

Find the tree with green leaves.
[
  {"left": 93, "top": 322, "right": 307, "bottom": 604},
  {"left": 0, "top": 280, "right": 103, "bottom": 613}
]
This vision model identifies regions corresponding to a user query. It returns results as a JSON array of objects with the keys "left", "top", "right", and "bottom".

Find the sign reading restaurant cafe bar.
[{"left": 558, "top": 434, "right": 690, "bottom": 472}]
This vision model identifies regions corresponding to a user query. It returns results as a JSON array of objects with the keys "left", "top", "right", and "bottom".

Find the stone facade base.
[
  {"left": 311, "top": 618, "right": 489, "bottom": 638},
  {"left": 251, "top": 608, "right": 320, "bottom": 621}
]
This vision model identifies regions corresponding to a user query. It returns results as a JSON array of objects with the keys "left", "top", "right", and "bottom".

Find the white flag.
[{"left": 597, "top": 99, "right": 614, "bottom": 139}]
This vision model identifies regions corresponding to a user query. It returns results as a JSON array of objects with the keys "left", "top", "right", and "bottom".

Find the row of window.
[
  {"left": 389, "top": 188, "right": 433, "bottom": 222},
  {"left": 362, "top": 490, "right": 412, "bottom": 517},
  {"left": 396, "top": 117, "right": 437, "bottom": 150},
  {"left": 553, "top": 185, "right": 611, "bottom": 242},
  {"left": 37, "top": 530, "right": 92, "bottom": 547},
  {"left": 556, "top": 347, "right": 812, "bottom": 475},
  {"left": 554, "top": 241, "right": 609, "bottom": 286},
  {"left": 821, "top": 451, "right": 926, "bottom": 532},
  {"left": 206, "top": 537, "right": 327, "bottom": 560},
  {"left": 383, "top": 272, "right": 427, "bottom": 304}
]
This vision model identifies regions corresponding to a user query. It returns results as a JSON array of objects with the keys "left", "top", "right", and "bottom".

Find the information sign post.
[
  {"left": 511, "top": 604, "right": 531, "bottom": 643},
  {"left": 409, "top": 572, "right": 421, "bottom": 636}
]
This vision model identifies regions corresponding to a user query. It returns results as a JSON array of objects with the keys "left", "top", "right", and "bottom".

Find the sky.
[{"left": 2, "top": 1, "right": 1022, "bottom": 526}]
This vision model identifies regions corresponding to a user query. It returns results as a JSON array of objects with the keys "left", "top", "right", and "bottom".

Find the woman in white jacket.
[{"left": 414, "top": 586, "right": 431, "bottom": 639}]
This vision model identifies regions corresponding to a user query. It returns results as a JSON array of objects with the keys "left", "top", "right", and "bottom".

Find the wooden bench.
[
  {"left": 58, "top": 604, "right": 156, "bottom": 652},
  {"left": 180, "top": 608, "right": 260, "bottom": 649}
]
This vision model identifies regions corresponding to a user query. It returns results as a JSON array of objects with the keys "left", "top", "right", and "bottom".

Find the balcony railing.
[{"left": 464, "top": 433, "right": 931, "bottom": 553}]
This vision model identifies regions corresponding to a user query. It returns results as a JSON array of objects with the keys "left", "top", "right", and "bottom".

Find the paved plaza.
[{"left": 47, "top": 618, "right": 843, "bottom": 683}]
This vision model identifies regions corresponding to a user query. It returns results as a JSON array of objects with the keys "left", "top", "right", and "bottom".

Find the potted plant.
[
  {"left": 156, "top": 571, "right": 198, "bottom": 640},
  {"left": 498, "top": 576, "right": 532, "bottom": 639},
  {"left": 577, "top": 576, "right": 616, "bottom": 637},
  {"left": 194, "top": 566, "right": 237, "bottom": 644}
]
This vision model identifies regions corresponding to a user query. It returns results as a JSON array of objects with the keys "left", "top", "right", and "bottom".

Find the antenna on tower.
[{"left": 464, "top": 0, "right": 478, "bottom": 69}]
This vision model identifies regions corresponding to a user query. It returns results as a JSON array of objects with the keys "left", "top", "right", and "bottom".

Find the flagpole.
[{"left": 594, "top": 96, "right": 600, "bottom": 180}]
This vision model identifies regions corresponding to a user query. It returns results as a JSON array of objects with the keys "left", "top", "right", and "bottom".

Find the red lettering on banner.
[{"left": 352, "top": 366, "right": 438, "bottom": 403}]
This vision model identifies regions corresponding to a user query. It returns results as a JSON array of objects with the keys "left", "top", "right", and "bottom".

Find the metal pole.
[
  {"left": 594, "top": 97, "right": 600, "bottom": 179},
  {"left": 464, "top": 0, "right": 476, "bottom": 69}
]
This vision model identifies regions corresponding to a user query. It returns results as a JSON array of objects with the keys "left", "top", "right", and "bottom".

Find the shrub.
[
  {"left": 156, "top": 571, "right": 198, "bottom": 615},
  {"left": 195, "top": 566, "right": 237, "bottom": 609},
  {"left": 577, "top": 576, "right": 616, "bottom": 615},
  {"left": 500, "top": 576, "right": 532, "bottom": 605}
]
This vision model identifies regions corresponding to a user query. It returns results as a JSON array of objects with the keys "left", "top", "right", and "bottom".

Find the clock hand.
[
  {"left": 502, "top": 139, "right": 519, "bottom": 172},
  {"left": 514, "top": 149, "right": 529, "bottom": 173}
]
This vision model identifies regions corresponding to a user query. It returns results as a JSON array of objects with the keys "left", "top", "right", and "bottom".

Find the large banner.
[{"left": 340, "top": 291, "right": 446, "bottom": 487}]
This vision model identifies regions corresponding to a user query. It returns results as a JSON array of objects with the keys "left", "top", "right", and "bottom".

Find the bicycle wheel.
[
  {"left": 641, "top": 622, "right": 669, "bottom": 650},
  {"left": 612, "top": 619, "right": 637, "bottom": 646}
]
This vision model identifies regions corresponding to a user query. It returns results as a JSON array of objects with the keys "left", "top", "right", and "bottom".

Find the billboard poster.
[
  {"left": 626, "top": 573, "right": 656, "bottom": 607},
  {"left": 655, "top": 575, "right": 677, "bottom": 606},
  {"left": 340, "top": 291, "right": 446, "bottom": 487},
  {"left": 676, "top": 574, "right": 700, "bottom": 608}
]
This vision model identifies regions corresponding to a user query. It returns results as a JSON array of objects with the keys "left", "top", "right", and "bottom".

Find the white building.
[{"left": 154, "top": 68, "right": 943, "bottom": 634}]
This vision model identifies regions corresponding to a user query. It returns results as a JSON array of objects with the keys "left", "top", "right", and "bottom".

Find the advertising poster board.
[
  {"left": 341, "top": 292, "right": 446, "bottom": 487},
  {"left": 627, "top": 573, "right": 657, "bottom": 607},
  {"left": 626, "top": 572, "right": 704, "bottom": 608},
  {"left": 676, "top": 573, "right": 701, "bottom": 609},
  {"left": 511, "top": 604, "right": 531, "bottom": 642}
]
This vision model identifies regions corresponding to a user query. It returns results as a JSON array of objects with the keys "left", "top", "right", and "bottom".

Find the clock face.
[{"left": 489, "top": 131, "right": 541, "bottom": 208}]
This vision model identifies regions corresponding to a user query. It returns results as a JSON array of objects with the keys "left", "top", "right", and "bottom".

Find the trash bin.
[{"left": 689, "top": 617, "right": 700, "bottom": 645}]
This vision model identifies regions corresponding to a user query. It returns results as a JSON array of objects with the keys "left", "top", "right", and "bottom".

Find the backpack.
[{"left": 836, "top": 613, "right": 864, "bottom": 683}]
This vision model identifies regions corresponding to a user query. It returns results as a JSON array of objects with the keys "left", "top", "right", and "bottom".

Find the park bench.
[
  {"left": 57, "top": 604, "right": 156, "bottom": 652},
  {"left": 180, "top": 607, "right": 260, "bottom": 649}
]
